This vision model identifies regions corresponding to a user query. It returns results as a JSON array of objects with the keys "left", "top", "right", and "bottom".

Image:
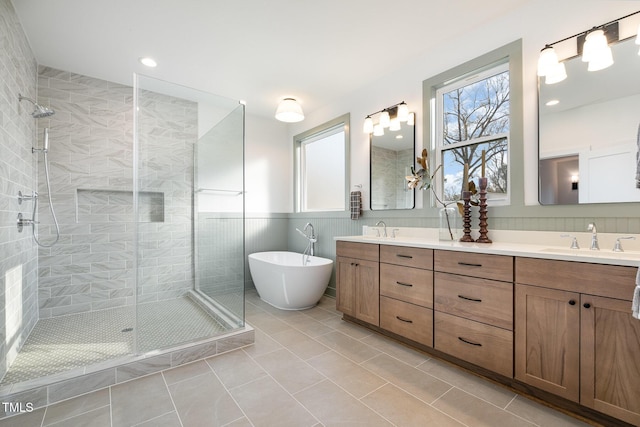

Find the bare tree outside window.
[{"left": 437, "top": 65, "right": 510, "bottom": 202}]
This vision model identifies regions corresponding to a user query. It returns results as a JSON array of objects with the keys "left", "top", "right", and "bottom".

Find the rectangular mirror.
[
  {"left": 370, "top": 121, "right": 415, "bottom": 210},
  {"left": 538, "top": 34, "right": 640, "bottom": 204}
]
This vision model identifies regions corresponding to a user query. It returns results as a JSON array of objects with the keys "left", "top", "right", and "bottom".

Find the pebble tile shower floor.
[{"left": 1, "top": 296, "right": 227, "bottom": 385}]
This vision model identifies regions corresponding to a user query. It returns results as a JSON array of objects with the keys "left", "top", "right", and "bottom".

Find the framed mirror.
[
  {"left": 538, "top": 34, "right": 640, "bottom": 204},
  {"left": 370, "top": 121, "right": 415, "bottom": 210}
]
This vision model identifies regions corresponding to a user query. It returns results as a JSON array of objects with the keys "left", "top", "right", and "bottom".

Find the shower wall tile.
[
  {"left": 0, "top": 0, "right": 39, "bottom": 383},
  {"left": 36, "top": 67, "right": 198, "bottom": 317}
]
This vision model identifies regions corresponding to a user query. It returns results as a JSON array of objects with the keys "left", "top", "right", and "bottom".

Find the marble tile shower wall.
[
  {"left": 36, "top": 67, "right": 197, "bottom": 318},
  {"left": 370, "top": 146, "right": 412, "bottom": 210},
  {"left": 0, "top": 0, "right": 39, "bottom": 382}
]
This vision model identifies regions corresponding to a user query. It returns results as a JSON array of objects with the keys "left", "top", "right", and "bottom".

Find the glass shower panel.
[
  {"left": 194, "top": 105, "right": 245, "bottom": 327},
  {"left": 134, "top": 74, "right": 244, "bottom": 353}
]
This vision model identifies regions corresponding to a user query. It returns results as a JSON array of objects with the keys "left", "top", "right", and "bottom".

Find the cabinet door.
[
  {"left": 515, "top": 284, "right": 580, "bottom": 402},
  {"left": 355, "top": 259, "right": 380, "bottom": 326},
  {"left": 581, "top": 295, "right": 640, "bottom": 425},
  {"left": 336, "top": 257, "right": 356, "bottom": 316}
]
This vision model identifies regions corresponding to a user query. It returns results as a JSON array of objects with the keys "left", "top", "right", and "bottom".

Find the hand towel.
[
  {"left": 350, "top": 191, "right": 362, "bottom": 220},
  {"left": 633, "top": 267, "right": 640, "bottom": 320}
]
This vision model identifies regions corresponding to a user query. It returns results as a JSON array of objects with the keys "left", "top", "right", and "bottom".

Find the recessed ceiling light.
[
  {"left": 545, "top": 99, "right": 559, "bottom": 106},
  {"left": 139, "top": 57, "right": 157, "bottom": 68},
  {"left": 396, "top": 135, "right": 403, "bottom": 139}
]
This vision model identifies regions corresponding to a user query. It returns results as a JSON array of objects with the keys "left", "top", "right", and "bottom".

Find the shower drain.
[{"left": 121, "top": 327, "right": 134, "bottom": 333}]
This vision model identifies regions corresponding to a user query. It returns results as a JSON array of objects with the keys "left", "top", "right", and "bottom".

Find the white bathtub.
[{"left": 248, "top": 251, "right": 333, "bottom": 310}]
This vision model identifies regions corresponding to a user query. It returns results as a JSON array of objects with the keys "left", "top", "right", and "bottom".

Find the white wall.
[
  {"left": 244, "top": 113, "right": 291, "bottom": 213},
  {"left": 284, "top": 0, "right": 640, "bottom": 210}
]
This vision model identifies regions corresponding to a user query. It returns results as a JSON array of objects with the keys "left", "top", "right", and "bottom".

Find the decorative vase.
[{"left": 439, "top": 206, "right": 459, "bottom": 241}]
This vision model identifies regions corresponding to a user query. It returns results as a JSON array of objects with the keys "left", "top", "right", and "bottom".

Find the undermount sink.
[{"left": 539, "top": 247, "right": 640, "bottom": 260}]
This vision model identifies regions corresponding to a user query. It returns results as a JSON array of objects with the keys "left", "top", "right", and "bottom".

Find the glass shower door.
[
  {"left": 194, "top": 104, "right": 245, "bottom": 328},
  {"left": 134, "top": 74, "right": 244, "bottom": 354}
]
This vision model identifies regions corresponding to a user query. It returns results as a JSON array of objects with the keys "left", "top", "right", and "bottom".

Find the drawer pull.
[
  {"left": 396, "top": 316, "right": 413, "bottom": 323},
  {"left": 458, "top": 337, "right": 482, "bottom": 347},
  {"left": 396, "top": 281, "right": 413, "bottom": 287},
  {"left": 457, "top": 294, "right": 482, "bottom": 303},
  {"left": 457, "top": 262, "right": 482, "bottom": 267},
  {"left": 396, "top": 254, "right": 413, "bottom": 259}
]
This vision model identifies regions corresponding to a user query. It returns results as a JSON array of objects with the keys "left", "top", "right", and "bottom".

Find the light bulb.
[
  {"left": 397, "top": 102, "right": 409, "bottom": 121},
  {"left": 537, "top": 46, "right": 559, "bottom": 77}
]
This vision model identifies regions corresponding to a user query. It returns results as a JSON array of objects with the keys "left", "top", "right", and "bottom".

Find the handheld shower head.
[{"left": 18, "top": 94, "right": 55, "bottom": 118}]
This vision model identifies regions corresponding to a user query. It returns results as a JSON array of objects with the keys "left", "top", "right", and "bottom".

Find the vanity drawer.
[
  {"left": 336, "top": 241, "right": 379, "bottom": 262},
  {"left": 380, "top": 296, "right": 433, "bottom": 347},
  {"left": 381, "top": 263, "right": 433, "bottom": 308},
  {"left": 435, "top": 250, "right": 513, "bottom": 282},
  {"left": 380, "top": 245, "right": 433, "bottom": 270},
  {"left": 515, "top": 257, "right": 636, "bottom": 300},
  {"left": 435, "top": 311, "right": 513, "bottom": 378},
  {"left": 434, "top": 272, "right": 513, "bottom": 330}
]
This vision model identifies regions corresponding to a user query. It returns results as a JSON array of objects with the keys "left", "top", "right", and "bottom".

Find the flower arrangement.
[{"left": 406, "top": 149, "right": 477, "bottom": 240}]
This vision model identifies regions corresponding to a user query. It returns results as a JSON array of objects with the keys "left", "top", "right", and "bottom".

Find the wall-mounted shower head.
[{"left": 18, "top": 93, "right": 55, "bottom": 118}]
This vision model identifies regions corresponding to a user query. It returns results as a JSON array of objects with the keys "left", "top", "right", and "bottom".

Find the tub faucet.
[
  {"left": 588, "top": 222, "right": 599, "bottom": 251},
  {"left": 375, "top": 220, "right": 387, "bottom": 238},
  {"left": 297, "top": 222, "right": 316, "bottom": 257}
]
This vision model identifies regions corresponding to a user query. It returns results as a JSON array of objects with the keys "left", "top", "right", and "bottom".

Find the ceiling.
[{"left": 12, "top": 0, "right": 532, "bottom": 119}]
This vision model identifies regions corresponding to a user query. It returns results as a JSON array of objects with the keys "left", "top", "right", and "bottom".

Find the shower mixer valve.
[{"left": 17, "top": 190, "right": 38, "bottom": 205}]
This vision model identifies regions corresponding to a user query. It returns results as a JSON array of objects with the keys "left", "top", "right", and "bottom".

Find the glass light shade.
[
  {"left": 373, "top": 124, "right": 384, "bottom": 136},
  {"left": 545, "top": 62, "right": 567, "bottom": 84},
  {"left": 363, "top": 116, "right": 374, "bottom": 133},
  {"left": 379, "top": 111, "right": 390, "bottom": 128},
  {"left": 389, "top": 117, "right": 401, "bottom": 131},
  {"left": 587, "top": 44, "right": 613, "bottom": 71},
  {"left": 581, "top": 29, "right": 614, "bottom": 71},
  {"left": 275, "top": 98, "right": 304, "bottom": 122},
  {"left": 537, "top": 46, "right": 559, "bottom": 76},
  {"left": 397, "top": 102, "right": 409, "bottom": 121},
  {"left": 407, "top": 112, "right": 415, "bottom": 126}
]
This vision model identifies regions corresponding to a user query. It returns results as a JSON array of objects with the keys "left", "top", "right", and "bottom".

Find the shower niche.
[{"left": 76, "top": 189, "right": 165, "bottom": 223}]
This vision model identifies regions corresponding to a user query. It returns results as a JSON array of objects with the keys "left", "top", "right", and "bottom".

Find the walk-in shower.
[{"left": 1, "top": 72, "right": 247, "bottom": 406}]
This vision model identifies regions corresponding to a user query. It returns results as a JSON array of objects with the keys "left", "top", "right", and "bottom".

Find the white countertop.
[{"left": 335, "top": 228, "right": 640, "bottom": 267}]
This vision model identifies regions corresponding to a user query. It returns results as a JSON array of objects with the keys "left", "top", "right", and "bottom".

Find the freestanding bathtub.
[{"left": 248, "top": 251, "right": 333, "bottom": 310}]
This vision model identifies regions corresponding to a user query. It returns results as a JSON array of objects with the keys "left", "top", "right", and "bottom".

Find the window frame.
[
  {"left": 294, "top": 113, "right": 350, "bottom": 213},
  {"left": 434, "top": 61, "right": 511, "bottom": 205},
  {"left": 423, "top": 41, "right": 523, "bottom": 210}
]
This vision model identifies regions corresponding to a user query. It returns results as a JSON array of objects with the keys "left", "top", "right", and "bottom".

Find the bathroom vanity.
[{"left": 335, "top": 231, "right": 639, "bottom": 426}]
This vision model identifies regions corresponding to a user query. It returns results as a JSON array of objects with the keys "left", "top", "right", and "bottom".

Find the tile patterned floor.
[
  {"left": 1, "top": 297, "right": 227, "bottom": 385},
  {"left": 0, "top": 292, "right": 594, "bottom": 427}
]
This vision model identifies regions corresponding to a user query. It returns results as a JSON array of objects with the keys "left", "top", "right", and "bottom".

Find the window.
[
  {"left": 434, "top": 61, "right": 510, "bottom": 204},
  {"left": 295, "top": 114, "right": 350, "bottom": 212}
]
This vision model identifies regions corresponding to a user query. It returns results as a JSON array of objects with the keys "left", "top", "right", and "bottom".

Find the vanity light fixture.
[
  {"left": 275, "top": 97, "right": 304, "bottom": 123},
  {"left": 538, "top": 10, "right": 640, "bottom": 84},
  {"left": 362, "top": 101, "right": 411, "bottom": 135}
]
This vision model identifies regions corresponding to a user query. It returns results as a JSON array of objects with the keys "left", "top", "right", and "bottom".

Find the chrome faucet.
[
  {"left": 587, "top": 222, "right": 599, "bottom": 250},
  {"left": 295, "top": 222, "right": 317, "bottom": 257},
  {"left": 375, "top": 220, "right": 387, "bottom": 238}
]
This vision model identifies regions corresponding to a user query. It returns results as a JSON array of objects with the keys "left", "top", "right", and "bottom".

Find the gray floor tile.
[
  {"left": 169, "top": 372, "right": 243, "bottom": 427},
  {"left": 306, "top": 350, "right": 387, "bottom": 399},
  {"left": 315, "top": 331, "right": 381, "bottom": 363},
  {"left": 111, "top": 373, "right": 175, "bottom": 427},
  {"left": 362, "top": 353, "right": 452, "bottom": 404},
  {"left": 269, "top": 328, "right": 330, "bottom": 360},
  {"left": 433, "top": 387, "right": 537, "bottom": 427},
  {"left": 162, "top": 360, "right": 211, "bottom": 386},
  {"left": 206, "top": 349, "right": 267, "bottom": 389},
  {"left": 505, "top": 395, "right": 593, "bottom": 427},
  {"left": 252, "top": 349, "right": 326, "bottom": 394},
  {"left": 230, "top": 376, "right": 318, "bottom": 427},
  {"left": 294, "top": 379, "right": 392, "bottom": 426},
  {"left": 362, "top": 383, "right": 465, "bottom": 427},
  {"left": 42, "top": 388, "right": 109, "bottom": 425},
  {"left": 46, "top": 406, "right": 111, "bottom": 427}
]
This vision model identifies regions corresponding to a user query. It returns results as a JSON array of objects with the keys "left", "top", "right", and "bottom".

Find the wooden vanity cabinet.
[
  {"left": 516, "top": 257, "right": 639, "bottom": 425},
  {"left": 433, "top": 250, "right": 514, "bottom": 378},
  {"left": 336, "top": 241, "right": 380, "bottom": 326},
  {"left": 379, "top": 245, "right": 434, "bottom": 347}
]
